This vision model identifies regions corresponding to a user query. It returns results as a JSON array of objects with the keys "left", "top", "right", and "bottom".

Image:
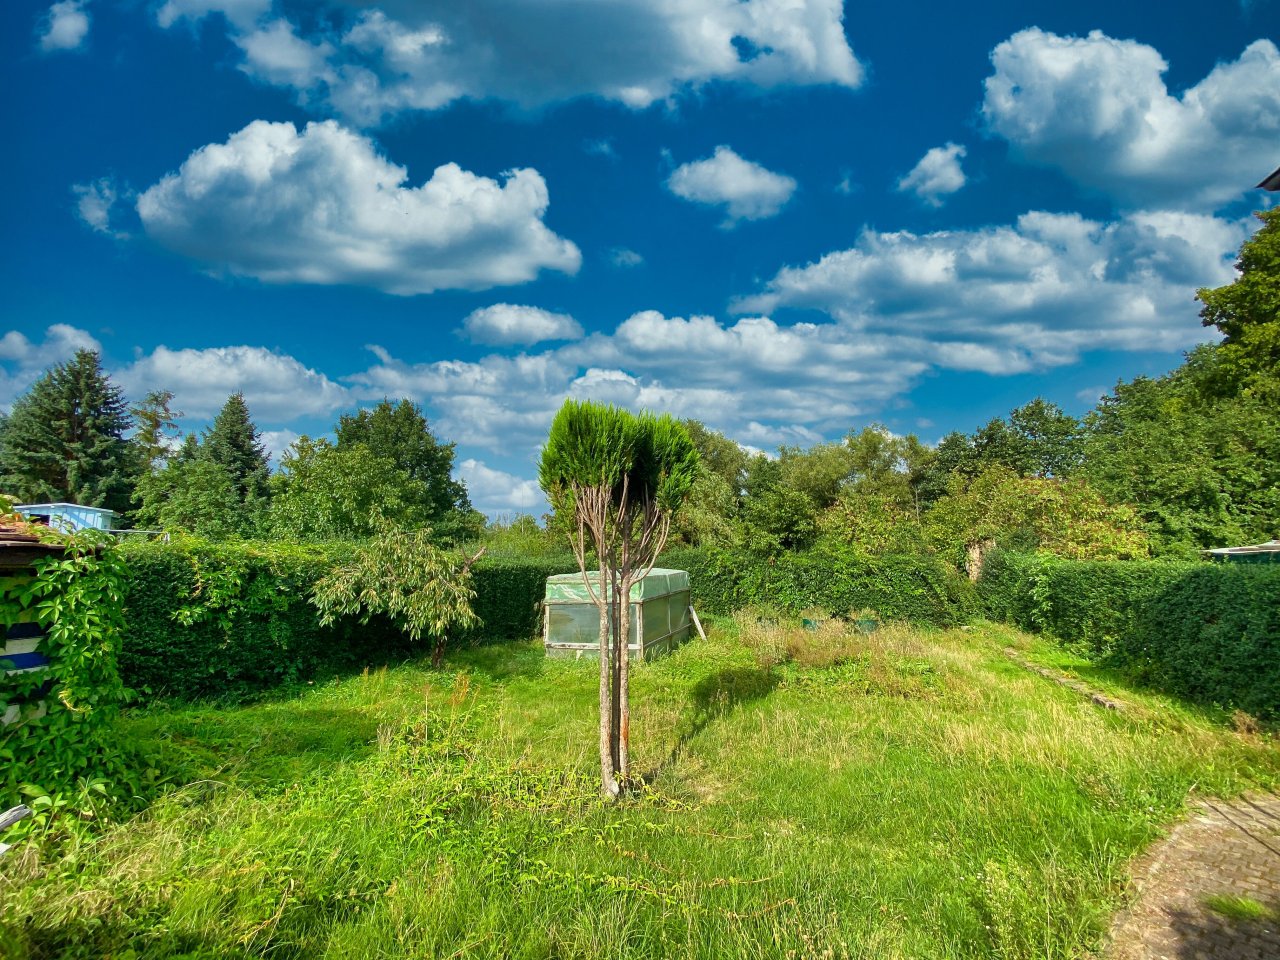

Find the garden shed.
[{"left": 543, "top": 568, "right": 692, "bottom": 661}]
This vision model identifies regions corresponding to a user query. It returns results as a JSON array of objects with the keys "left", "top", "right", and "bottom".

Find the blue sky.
[{"left": 3, "top": 0, "right": 1277, "bottom": 515}]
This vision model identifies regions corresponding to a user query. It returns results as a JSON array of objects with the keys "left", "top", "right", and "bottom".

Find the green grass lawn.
[{"left": 3, "top": 618, "right": 1277, "bottom": 960}]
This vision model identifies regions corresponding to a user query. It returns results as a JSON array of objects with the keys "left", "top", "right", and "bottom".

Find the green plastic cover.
[{"left": 544, "top": 568, "right": 690, "bottom": 603}]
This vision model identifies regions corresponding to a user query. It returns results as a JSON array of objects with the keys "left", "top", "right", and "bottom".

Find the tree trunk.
[
  {"left": 617, "top": 572, "right": 632, "bottom": 786},
  {"left": 597, "top": 561, "right": 619, "bottom": 798}
]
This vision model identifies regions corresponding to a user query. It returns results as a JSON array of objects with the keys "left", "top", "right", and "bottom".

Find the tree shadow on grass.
[{"left": 641, "top": 666, "right": 778, "bottom": 786}]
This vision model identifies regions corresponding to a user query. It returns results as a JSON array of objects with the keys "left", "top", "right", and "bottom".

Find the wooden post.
[{"left": 688, "top": 605, "right": 708, "bottom": 643}]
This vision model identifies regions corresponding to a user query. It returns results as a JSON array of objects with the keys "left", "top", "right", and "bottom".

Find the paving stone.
[{"left": 1107, "top": 793, "right": 1280, "bottom": 960}]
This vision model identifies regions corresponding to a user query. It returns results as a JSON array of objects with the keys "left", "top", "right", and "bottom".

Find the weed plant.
[{"left": 2, "top": 620, "right": 1277, "bottom": 959}]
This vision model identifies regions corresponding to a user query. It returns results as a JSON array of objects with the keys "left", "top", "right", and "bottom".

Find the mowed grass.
[{"left": 2, "top": 618, "right": 1278, "bottom": 960}]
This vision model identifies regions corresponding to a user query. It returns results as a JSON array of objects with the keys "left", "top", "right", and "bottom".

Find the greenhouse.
[{"left": 543, "top": 568, "right": 692, "bottom": 660}]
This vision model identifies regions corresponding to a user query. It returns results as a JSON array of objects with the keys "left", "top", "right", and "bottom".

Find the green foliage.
[
  {"left": 0, "top": 349, "right": 135, "bottom": 512},
  {"left": 1197, "top": 207, "right": 1280, "bottom": 389},
  {"left": 979, "top": 552, "right": 1280, "bottom": 718},
  {"left": 476, "top": 513, "right": 564, "bottom": 557},
  {"left": 668, "top": 466, "right": 741, "bottom": 548},
  {"left": 681, "top": 419, "right": 749, "bottom": 493},
  {"left": 268, "top": 438, "right": 430, "bottom": 541},
  {"left": 469, "top": 553, "right": 577, "bottom": 639},
  {"left": 202, "top": 393, "right": 270, "bottom": 503},
  {"left": 116, "top": 540, "right": 569, "bottom": 700},
  {"left": 924, "top": 465, "right": 1149, "bottom": 566},
  {"left": 133, "top": 458, "right": 254, "bottom": 538},
  {"left": 662, "top": 544, "right": 978, "bottom": 626},
  {"left": 0, "top": 530, "right": 145, "bottom": 815},
  {"left": 116, "top": 538, "right": 411, "bottom": 699},
  {"left": 337, "top": 399, "right": 476, "bottom": 539},
  {"left": 777, "top": 441, "right": 853, "bottom": 509},
  {"left": 1081, "top": 352, "right": 1280, "bottom": 553},
  {"left": 312, "top": 526, "right": 481, "bottom": 667},
  {"left": 130, "top": 389, "right": 182, "bottom": 473},
  {"left": 817, "top": 489, "right": 926, "bottom": 555}
]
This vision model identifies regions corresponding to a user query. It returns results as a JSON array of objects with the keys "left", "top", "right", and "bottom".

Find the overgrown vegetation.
[
  {"left": 3, "top": 620, "right": 1277, "bottom": 959},
  {"left": 0, "top": 525, "right": 161, "bottom": 845}
]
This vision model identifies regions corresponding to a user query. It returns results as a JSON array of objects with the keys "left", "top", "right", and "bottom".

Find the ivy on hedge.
[
  {"left": 1, "top": 532, "right": 142, "bottom": 810},
  {"left": 118, "top": 540, "right": 580, "bottom": 699},
  {"left": 979, "top": 551, "right": 1280, "bottom": 719}
]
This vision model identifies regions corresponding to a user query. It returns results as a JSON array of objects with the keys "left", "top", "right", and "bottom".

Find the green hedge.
[
  {"left": 470, "top": 553, "right": 577, "bottom": 639},
  {"left": 979, "top": 551, "right": 1280, "bottom": 719},
  {"left": 118, "top": 539, "right": 400, "bottom": 699},
  {"left": 663, "top": 546, "right": 979, "bottom": 627},
  {"left": 119, "top": 541, "right": 578, "bottom": 699}
]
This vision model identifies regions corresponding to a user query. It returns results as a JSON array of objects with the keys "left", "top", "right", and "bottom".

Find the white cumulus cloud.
[
  {"left": 157, "top": 0, "right": 862, "bottom": 125},
  {"left": 38, "top": 0, "right": 90, "bottom": 52},
  {"left": 118, "top": 344, "right": 351, "bottom": 421},
  {"left": 135, "top": 119, "right": 581, "bottom": 295},
  {"left": 897, "top": 143, "right": 967, "bottom": 207},
  {"left": 983, "top": 29, "right": 1280, "bottom": 210},
  {"left": 457, "top": 459, "right": 545, "bottom": 515},
  {"left": 736, "top": 209, "right": 1248, "bottom": 372},
  {"left": 156, "top": 0, "right": 269, "bottom": 29},
  {"left": 462, "top": 305, "right": 583, "bottom": 347},
  {"left": 667, "top": 146, "right": 797, "bottom": 227}
]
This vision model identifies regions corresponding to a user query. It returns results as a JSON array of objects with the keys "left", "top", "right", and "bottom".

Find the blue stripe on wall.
[{"left": 1, "top": 652, "right": 49, "bottom": 670}]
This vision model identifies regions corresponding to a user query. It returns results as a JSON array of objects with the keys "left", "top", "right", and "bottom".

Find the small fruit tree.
[
  {"left": 311, "top": 524, "right": 483, "bottom": 669},
  {"left": 538, "top": 400, "right": 698, "bottom": 797}
]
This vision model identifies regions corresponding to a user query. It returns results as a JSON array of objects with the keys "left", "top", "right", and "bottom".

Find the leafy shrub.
[
  {"left": 979, "top": 551, "right": 1280, "bottom": 718},
  {"left": 0, "top": 532, "right": 153, "bottom": 816},
  {"left": 469, "top": 553, "right": 577, "bottom": 639}
]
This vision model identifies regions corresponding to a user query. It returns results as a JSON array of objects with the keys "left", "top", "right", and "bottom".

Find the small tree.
[
  {"left": 538, "top": 400, "right": 698, "bottom": 797},
  {"left": 311, "top": 524, "right": 483, "bottom": 668}
]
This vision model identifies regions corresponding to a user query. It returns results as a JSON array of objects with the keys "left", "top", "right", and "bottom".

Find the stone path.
[{"left": 1106, "top": 792, "right": 1280, "bottom": 960}]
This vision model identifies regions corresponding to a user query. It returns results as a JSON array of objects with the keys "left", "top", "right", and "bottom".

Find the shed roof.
[
  {"left": 14, "top": 502, "right": 115, "bottom": 516},
  {"left": 0, "top": 519, "right": 66, "bottom": 568},
  {"left": 1204, "top": 539, "right": 1280, "bottom": 556},
  {"left": 1259, "top": 166, "right": 1280, "bottom": 191}
]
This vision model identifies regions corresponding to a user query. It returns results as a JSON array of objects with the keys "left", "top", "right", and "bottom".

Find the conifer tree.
[
  {"left": 0, "top": 349, "right": 134, "bottom": 511},
  {"left": 202, "top": 393, "right": 270, "bottom": 503},
  {"left": 131, "top": 389, "right": 182, "bottom": 471}
]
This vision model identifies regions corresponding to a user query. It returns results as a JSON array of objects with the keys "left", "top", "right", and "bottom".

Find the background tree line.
[
  {"left": 0, "top": 365, "right": 482, "bottom": 543},
  {"left": 2, "top": 208, "right": 1276, "bottom": 563}
]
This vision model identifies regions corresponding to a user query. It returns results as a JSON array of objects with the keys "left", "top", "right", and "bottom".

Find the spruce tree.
[
  {"left": 202, "top": 393, "right": 270, "bottom": 503},
  {"left": 131, "top": 389, "right": 182, "bottom": 471},
  {"left": 0, "top": 349, "right": 134, "bottom": 511}
]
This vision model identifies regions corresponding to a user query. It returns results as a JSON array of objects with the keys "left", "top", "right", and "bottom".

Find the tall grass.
[{"left": 2, "top": 619, "right": 1276, "bottom": 959}]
